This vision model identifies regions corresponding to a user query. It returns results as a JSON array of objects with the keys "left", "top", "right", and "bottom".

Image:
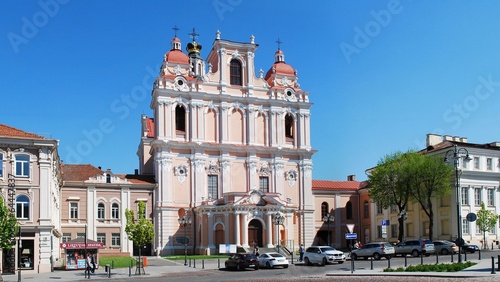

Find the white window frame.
[
  {"left": 474, "top": 157, "right": 480, "bottom": 169},
  {"left": 16, "top": 195, "right": 30, "bottom": 220},
  {"left": 111, "top": 203, "right": 119, "bottom": 219},
  {"left": 487, "top": 158, "right": 493, "bottom": 170},
  {"left": 487, "top": 188, "right": 495, "bottom": 206},
  {"left": 97, "top": 203, "right": 105, "bottom": 219},
  {"left": 461, "top": 187, "right": 469, "bottom": 205},
  {"left": 70, "top": 202, "right": 78, "bottom": 219},
  {"left": 111, "top": 233, "right": 121, "bottom": 246},
  {"left": 474, "top": 188, "right": 482, "bottom": 206},
  {"left": 15, "top": 154, "right": 30, "bottom": 177},
  {"left": 462, "top": 218, "right": 469, "bottom": 234}
]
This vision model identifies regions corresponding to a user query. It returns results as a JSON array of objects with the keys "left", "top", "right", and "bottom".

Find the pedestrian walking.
[{"left": 299, "top": 244, "right": 304, "bottom": 262}]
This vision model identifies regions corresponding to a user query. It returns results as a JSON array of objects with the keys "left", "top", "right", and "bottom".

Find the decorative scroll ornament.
[
  {"left": 259, "top": 162, "right": 272, "bottom": 176},
  {"left": 206, "top": 160, "right": 220, "bottom": 174},
  {"left": 174, "top": 165, "right": 189, "bottom": 183},
  {"left": 285, "top": 170, "right": 298, "bottom": 187}
]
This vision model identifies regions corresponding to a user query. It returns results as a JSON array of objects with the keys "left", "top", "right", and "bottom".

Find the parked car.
[
  {"left": 258, "top": 252, "right": 289, "bottom": 269},
  {"left": 225, "top": 253, "right": 259, "bottom": 270},
  {"left": 303, "top": 246, "right": 346, "bottom": 266},
  {"left": 350, "top": 242, "right": 395, "bottom": 260},
  {"left": 462, "top": 243, "right": 480, "bottom": 253},
  {"left": 395, "top": 239, "right": 435, "bottom": 257},
  {"left": 433, "top": 240, "right": 459, "bottom": 255}
]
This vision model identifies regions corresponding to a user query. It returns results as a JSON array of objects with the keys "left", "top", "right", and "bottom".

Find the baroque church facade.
[{"left": 137, "top": 30, "right": 316, "bottom": 255}]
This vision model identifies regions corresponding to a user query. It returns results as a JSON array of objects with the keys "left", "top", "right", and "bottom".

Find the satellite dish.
[{"left": 466, "top": 213, "right": 477, "bottom": 222}]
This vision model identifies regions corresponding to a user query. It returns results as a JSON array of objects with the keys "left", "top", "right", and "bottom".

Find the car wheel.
[
  {"left": 321, "top": 257, "right": 327, "bottom": 266},
  {"left": 441, "top": 249, "right": 449, "bottom": 255},
  {"left": 351, "top": 253, "right": 358, "bottom": 260},
  {"left": 284, "top": 264, "right": 288, "bottom": 268},
  {"left": 373, "top": 253, "right": 381, "bottom": 260},
  {"left": 338, "top": 261, "right": 344, "bottom": 264},
  {"left": 225, "top": 262, "right": 230, "bottom": 270},
  {"left": 254, "top": 265, "right": 259, "bottom": 270},
  {"left": 266, "top": 262, "right": 271, "bottom": 269},
  {"left": 412, "top": 250, "right": 419, "bottom": 257},
  {"left": 304, "top": 257, "right": 311, "bottom": 266},
  {"left": 236, "top": 264, "right": 241, "bottom": 271}
]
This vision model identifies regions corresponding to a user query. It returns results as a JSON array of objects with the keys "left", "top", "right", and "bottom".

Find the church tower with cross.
[{"left": 139, "top": 28, "right": 315, "bottom": 255}]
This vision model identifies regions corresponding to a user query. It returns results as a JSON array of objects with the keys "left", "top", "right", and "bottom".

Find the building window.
[
  {"left": 487, "top": 188, "right": 495, "bottom": 206},
  {"left": 363, "top": 200, "right": 369, "bottom": 218},
  {"left": 62, "top": 233, "right": 71, "bottom": 243},
  {"left": 97, "top": 203, "right": 105, "bottom": 219},
  {"left": 462, "top": 218, "right": 469, "bottom": 234},
  {"left": 15, "top": 195, "right": 30, "bottom": 220},
  {"left": 391, "top": 224, "right": 398, "bottom": 238},
  {"left": 97, "top": 233, "right": 106, "bottom": 244},
  {"left": 285, "top": 114, "right": 294, "bottom": 139},
  {"left": 111, "top": 233, "right": 121, "bottom": 246},
  {"left": 111, "top": 203, "right": 119, "bottom": 219},
  {"left": 0, "top": 154, "right": 3, "bottom": 177},
  {"left": 461, "top": 187, "right": 469, "bottom": 205},
  {"left": 175, "top": 105, "right": 186, "bottom": 132},
  {"left": 70, "top": 202, "right": 78, "bottom": 219},
  {"left": 474, "top": 157, "right": 480, "bottom": 169},
  {"left": 321, "top": 202, "right": 328, "bottom": 219},
  {"left": 377, "top": 225, "right": 382, "bottom": 238},
  {"left": 390, "top": 204, "right": 397, "bottom": 213},
  {"left": 76, "top": 233, "right": 85, "bottom": 239},
  {"left": 207, "top": 175, "right": 218, "bottom": 199},
  {"left": 106, "top": 174, "right": 111, "bottom": 183},
  {"left": 259, "top": 176, "right": 269, "bottom": 193},
  {"left": 474, "top": 188, "right": 482, "bottom": 206},
  {"left": 376, "top": 204, "right": 383, "bottom": 215},
  {"left": 15, "top": 154, "right": 30, "bottom": 177},
  {"left": 230, "top": 59, "right": 242, "bottom": 85},
  {"left": 487, "top": 158, "right": 493, "bottom": 170},
  {"left": 346, "top": 201, "right": 353, "bottom": 220}
]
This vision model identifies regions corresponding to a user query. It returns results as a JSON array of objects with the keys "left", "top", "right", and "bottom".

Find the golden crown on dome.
[{"left": 186, "top": 28, "right": 202, "bottom": 56}]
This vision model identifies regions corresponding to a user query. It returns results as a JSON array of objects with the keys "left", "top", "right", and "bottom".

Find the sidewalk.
[{"left": 1, "top": 252, "right": 499, "bottom": 282}]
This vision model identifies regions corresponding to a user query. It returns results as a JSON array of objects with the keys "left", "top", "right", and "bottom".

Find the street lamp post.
[
  {"left": 178, "top": 212, "right": 192, "bottom": 266},
  {"left": 444, "top": 144, "right": 471, "bottom": 263},
  {"left": 322, "top": 213, "right": 334, "bottom": 246},
  {"left": 273, "top": 213, "right": 285, "bottom": 254}
]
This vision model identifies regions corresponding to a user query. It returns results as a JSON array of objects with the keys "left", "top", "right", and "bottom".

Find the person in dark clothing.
[{"left": 299, "top": 244, "right": 304, "bottom": 262}]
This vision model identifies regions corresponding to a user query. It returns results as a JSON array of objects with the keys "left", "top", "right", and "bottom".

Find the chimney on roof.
[
  {"left": 426, "top": 134, "right": 443, "bottom": 147},
  {"left": 135, "top": 169, "right": 138, "bottom": 175},
  {"left": 98, "top": 166, "right": 102, "bottom": 170},
  {"left": 347, "top": 175, "right": 356, "bottom": 181}
]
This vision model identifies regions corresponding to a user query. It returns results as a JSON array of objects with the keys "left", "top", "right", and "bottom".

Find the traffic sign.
[{"left": 345, "top": 233, "right": 357, "bottom": 240}]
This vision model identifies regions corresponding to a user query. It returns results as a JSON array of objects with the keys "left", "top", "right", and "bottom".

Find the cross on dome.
[
  {"left": 189, "top": 28, "right": 199, "bottom": 42},
  {"left": 276, "top": 38, "right": 282, "bottom": 50},
  {"left": 172, "top": 25, "right": 180, "bottom": 37}
]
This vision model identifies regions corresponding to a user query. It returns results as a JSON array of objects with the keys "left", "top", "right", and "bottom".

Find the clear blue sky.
[{"left": 2, "top": 1, "right": 500, "bottom": 181}]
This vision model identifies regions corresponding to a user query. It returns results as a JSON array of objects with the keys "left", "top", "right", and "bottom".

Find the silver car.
[
  {"left": 395, "top": 239, "right": 435, "bottom": 257},
  {"left": 433, "top": 240, "right": 459, "bottom": 255},
  {"left": 350, "top": 242, "right": 395, "bottom": 260},
  {"left": 303, "top": 246, "right": 346, "bottom": 266}
]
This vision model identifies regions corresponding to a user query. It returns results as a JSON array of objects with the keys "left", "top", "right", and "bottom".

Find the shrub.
[{"left": 383, "top": 261, "right": 475, "bottom": 272}]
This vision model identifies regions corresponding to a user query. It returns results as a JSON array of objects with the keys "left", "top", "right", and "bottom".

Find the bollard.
[
  {"left": 350, "top": 255, "right": 354, "bottom": 273},
  {"left": 479, "top": 249, "right": 481, "bottom": 260},
  {"left": 218, "top": 259, "right": 220, "bottom": 269},
  {"left": 189, "top": 258, "right": 191, "bottom": 267},
  {"left": 387, "top": 256, "right": 391, "bottom": 269},
  {"left": 291, "top": 253, "right": 294, "bottom": 264},
  {"left": 404, "top": 255, "right": 407, "bottom": 267},
  {"left": 451, "top": 251, "right": 454, "bottom": 263},
  {"left": 202, "top": 259, "right": 205, "bottom": 269},
  {"left": 420, "top": 253, "right": 424, "bottom": 265},
  {"left": 464, "top": 250, "right": 467, "bottom": 261},
  {"left": 112, "top": 260, "right": 114, "bottom": 269},
  {"left": 435, "top": 252, "right": 439, "bottom": 264},
  {"left": 370, "top": 257, "right": 373, "bottom": 270},
  {"left": 498, "top": 255, "right": 500, "bottom": 271},
  {"left": 129, "top": 265, "right": 131, "bottom": 277},
  {"left": 194, "top": 259, "right": 196, "bottom": 268},
  {"left": 491, "top": 257, "right": 496, "bottom": 274}
]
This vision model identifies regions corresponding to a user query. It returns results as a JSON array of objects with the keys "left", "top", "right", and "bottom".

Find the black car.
[
  {"left": 225, "top": 253, "right": 259, "bottom": 270},
  {"left": 462, "top": 244, "right": 480, "bottom": 253}
]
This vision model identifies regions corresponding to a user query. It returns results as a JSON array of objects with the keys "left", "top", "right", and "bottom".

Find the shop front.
[{"left": 60, "top": 238, "right": 103, "bottom": 270}]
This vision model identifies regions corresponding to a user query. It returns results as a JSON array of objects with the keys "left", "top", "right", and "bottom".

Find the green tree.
[
  {"left": 125, "top": 201, "right": 155, "bottom": 274},
  {"left": 0, "top": 199, "right": 18, "bottom": 249},
  {"left": 407, "top": 153, "right": 454, "bottom": 241},
  {"left": 368, "top": 151, "right": 413, "bottom": 242},
  {"left": 476, "top": 202, "right": 498, "bottom": 249}
]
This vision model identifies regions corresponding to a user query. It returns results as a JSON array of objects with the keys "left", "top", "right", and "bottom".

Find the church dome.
[
  {"left": 264, "top": 49, "right": 295, "bottom": 81},
  {"left": 164, "top": 36, "right": 189, "bottom": 64}
]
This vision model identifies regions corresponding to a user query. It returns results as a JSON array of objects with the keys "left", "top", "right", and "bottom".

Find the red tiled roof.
[
  {"left": 165, "top": 49, "right": 189, "bottom": 64},
  {"left": 116, "top": 174, "right": 155, "bottom": 184},
  {"left": 62, "top": 164, "right": 103, "bottom": 181},
  {"left": 312, "top": 180, "right": 361, "bottom": 191},
  {"left": 0, "top": 124, "right": 45, "bottom": 139}
]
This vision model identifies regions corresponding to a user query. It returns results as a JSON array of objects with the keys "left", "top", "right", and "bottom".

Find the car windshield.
[
  {"left": 320, "top": 247, "right": 336, "bottom": 252},
  {"left": 270, "top": 253, "right": 284, "bottom": 258}
]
